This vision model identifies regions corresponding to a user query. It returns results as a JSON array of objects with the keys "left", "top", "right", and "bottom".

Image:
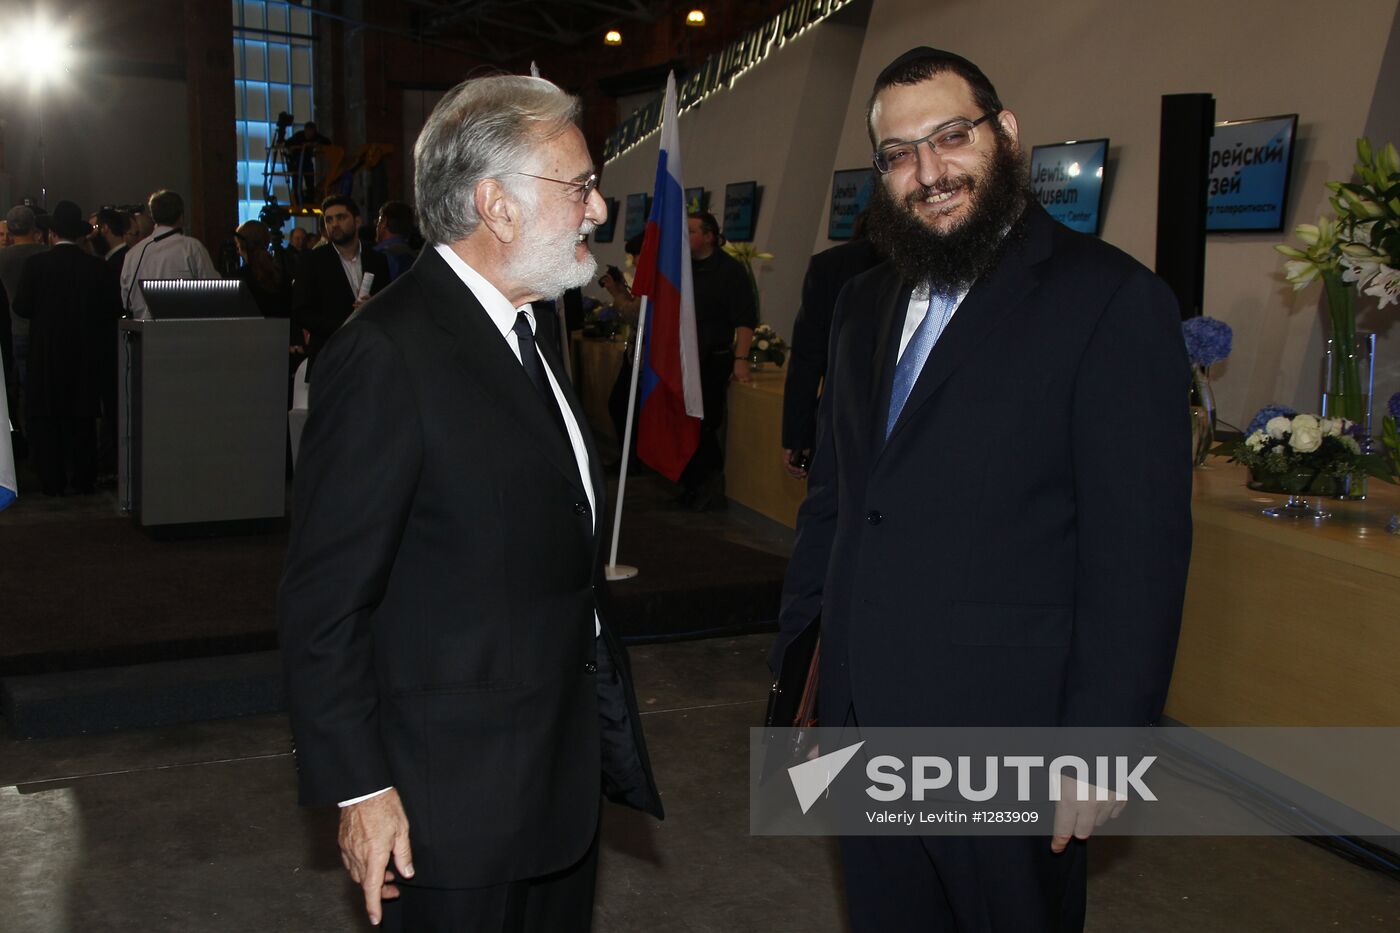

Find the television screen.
[
  {"left": 594, "top": 197, "right": 619, "bottom": 243},
  {"left": 624, "top": 193, "right": 649, "bottom": 242},
  {"left": 1029, "top": 138, "right": 1109, "bottom": 235},
  {"left": 722, "top": 181, "right": 759, "bottom": 242},
  {"left": 828, "top": 168, "right": 876, "bottom": 240},
  {"left": 685, "top": 187, "right": 706, "bottom": 213},
  {"left": 1206, "top": 114, "right": 1298, "bottom": 233}
]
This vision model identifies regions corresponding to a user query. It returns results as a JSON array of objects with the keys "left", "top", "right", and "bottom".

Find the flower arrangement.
[
  {"left": 1276, "top": 139, "right": 1400, "bottom": 308},
  {"left": 582, "top": 305, "right": 622, "bottom": 339},
  {"left": 1383, "top": 391, "right": 1400, "bottom": 479},
  {"left": 1244, "top": 404, "right": 1297, "bottom": 437},
  {"left": 1182, "top": 316, "right": 1232, "bottom": 466},
  {"left": 721, "top": 240, "right": 774, "bottom": 319},
  {"left": 1275, "top": 138, "right": 1399, "bottom": 429},
  {"left": 748, "top": 323, "right": 788, "bottom": 367},
  {"left": 1233, "top": 413, "right": 1366, "bottom": 496},
  {"left": 1181, "top": 316, "right": 1233, "bottom": 368}
]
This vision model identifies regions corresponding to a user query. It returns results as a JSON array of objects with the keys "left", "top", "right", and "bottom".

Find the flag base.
[{"left": 605, "top": 564, "right": 639, "bottom": 581}]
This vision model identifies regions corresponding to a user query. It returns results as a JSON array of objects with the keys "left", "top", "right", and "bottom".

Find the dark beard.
[{"left": 866, "top": 134, "right": 1029, "bottom": 294}]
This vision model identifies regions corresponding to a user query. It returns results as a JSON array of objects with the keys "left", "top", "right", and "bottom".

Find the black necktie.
[{"left": 513, "top": 310, "right": 569, "bottom": 439}]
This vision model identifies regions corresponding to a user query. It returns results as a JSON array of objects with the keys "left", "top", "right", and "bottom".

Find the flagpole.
[{"left": 606, "top": 295, "right": 649, "bottom": 581}]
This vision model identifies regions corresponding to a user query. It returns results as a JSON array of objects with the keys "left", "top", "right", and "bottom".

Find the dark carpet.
[{"left": 0, "top": 474, "right": 788, "bottom": 677}]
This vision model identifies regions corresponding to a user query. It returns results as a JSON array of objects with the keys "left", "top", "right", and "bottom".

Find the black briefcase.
[{"left": 761, "top": 621, "right": 820, "bottom": 781}]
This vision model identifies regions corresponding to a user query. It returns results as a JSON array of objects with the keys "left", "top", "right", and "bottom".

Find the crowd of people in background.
[{"left": 1, "top": 189, "right": 425, "bottom": 497}]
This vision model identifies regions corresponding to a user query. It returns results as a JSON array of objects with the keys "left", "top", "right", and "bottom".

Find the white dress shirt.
[
  {"left": 336, "top": 241, "right": 365, "bottom": 296},
  {"left": 340, "top": 245, "right": 599, "bottom": 809},
  {"left": 120, "top": 225, "right": 221, "bottom": 317}
]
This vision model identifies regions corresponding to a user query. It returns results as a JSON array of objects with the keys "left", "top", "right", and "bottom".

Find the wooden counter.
[
  {"left": 724, "top": 367, "right": 810, "bottom": 527},
  {"left": 574, "top": 336, "right": 627, "bottom": 442},
  {"left": 1164, "top": 459, "right": 1400, "bottom": 726}
]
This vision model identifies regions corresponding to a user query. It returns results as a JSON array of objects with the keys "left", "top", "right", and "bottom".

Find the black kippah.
[{"left": 874, "top": 47, "right": 1001, "bottom": 110}]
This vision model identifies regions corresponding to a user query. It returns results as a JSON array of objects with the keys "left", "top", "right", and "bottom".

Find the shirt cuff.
[{"left": 339, "top": 787, "right": 392, "bottom": 808}]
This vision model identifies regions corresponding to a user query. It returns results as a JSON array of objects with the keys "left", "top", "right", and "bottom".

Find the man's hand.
[
  {"left": 733, "top": 358, "right": 752, "bottom": 384},
  {"left": 1050, "top": 776, "right": 1127, "bottom": 853},
  {"left": 781, "top": 448, "right": 810, "bottom": 479},
  {"left": 338, "top": 788, "right": 414, "bottom": 926}
]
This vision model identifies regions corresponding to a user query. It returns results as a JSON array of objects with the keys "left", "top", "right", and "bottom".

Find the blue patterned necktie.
[{"left": 885, "top": 291, "right": 956, "bottom": 440}]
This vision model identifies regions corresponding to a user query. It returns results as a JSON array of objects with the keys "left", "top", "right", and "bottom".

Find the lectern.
[{"left": 118, "top": 280, "right": 287, "bottom": 530}]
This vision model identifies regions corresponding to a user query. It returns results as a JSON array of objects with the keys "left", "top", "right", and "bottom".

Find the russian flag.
[
  {"left": 1, "top": 355, "right": 16, "bottom": 511},
  {"left": 631, "top": 72, "right": 703, "bottom": 483}
]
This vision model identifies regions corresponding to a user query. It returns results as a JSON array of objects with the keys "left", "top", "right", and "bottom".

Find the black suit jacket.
[
  {"left": 773, "top": 203, "right": 1192, "bottom": 729},
  {"left": 106, "top": 243, "right": 130, "bottom": 277},
  {"left": 781, "top": 238, "right": 883, "bottom": 451},
  {"left": 279, "top": 247, "right": 661, "bottom": 890},
  {"left": 291, "top": 241, "right": 388, "bottom": 363},
  {"left": 12, "top": 244, "right": 122, "bottom": 418}
]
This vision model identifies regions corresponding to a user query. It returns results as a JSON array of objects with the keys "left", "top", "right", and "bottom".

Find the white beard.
[{"left": 506, "top": 217, "right": 598, "bottom": 299}]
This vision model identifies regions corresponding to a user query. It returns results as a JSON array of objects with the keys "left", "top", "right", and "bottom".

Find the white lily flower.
[
  {"left": 1283, "top": 260, "right": 1320, "bottom": 289},
  {"left": 1363, "top": 266, "right": 1400, "bottom": 309}
]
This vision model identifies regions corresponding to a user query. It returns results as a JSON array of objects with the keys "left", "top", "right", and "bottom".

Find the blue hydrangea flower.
[
  {"left": 1389, "top": 391, "right": 1400, "bottom": 422},
  {"left": 1245, "top": 404, "right": 1297, "bottom": 437},
  {"left": 1181, "top": 316, "right": 1233, "bottom": 367}
]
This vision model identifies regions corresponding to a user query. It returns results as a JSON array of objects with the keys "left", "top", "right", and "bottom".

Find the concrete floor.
[{"left": 4, "top": 633, "right": 1400, "bottom": 932}]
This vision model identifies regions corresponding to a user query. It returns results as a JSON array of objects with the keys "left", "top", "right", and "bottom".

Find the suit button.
[
  {"left": 866, "top": 510, "right": 883, "bottom": 525},
  {"left": 584, "top": 661, "right": 598, "bottom": 674},
  {"left": 573, "top": 502, "right": 588, "bottom": 516}
]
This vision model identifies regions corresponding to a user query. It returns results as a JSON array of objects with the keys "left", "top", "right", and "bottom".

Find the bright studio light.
[
  {"left": 686, "top": 9, "right": 706, "bottom": 26},
  {"left": 604, "top": 29, "right": 622, "bottom": 45},
  {"left": 2, "top": 14, "right": 74, "bottom": 88}
]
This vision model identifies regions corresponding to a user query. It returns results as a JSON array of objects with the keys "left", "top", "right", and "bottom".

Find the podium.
[{"left": 118, "top": 317, "right": 288, "bottom": 529}]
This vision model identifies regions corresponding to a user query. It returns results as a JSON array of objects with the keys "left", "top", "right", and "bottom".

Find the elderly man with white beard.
[{"left": 280, "top": 75, "right": 663, "bottom": 933}]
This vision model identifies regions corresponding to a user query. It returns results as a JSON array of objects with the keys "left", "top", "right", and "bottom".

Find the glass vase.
[
  {"left": 1189, "top": 366, "right": 1215, "bottom": 467},
  {"left": 1246, "top": 466, "right": 1366, "bottom": 518},
  {"left": 1320, "top": 273, "right": 1375, "bottom": 445}
]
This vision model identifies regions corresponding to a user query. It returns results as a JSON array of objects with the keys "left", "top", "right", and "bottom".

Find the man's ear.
[
  {"left": 475, "top": 179, "right": 518, "bottom": 244},
  {"left": 997, "top": 109, "right": 1020, "bottom": 149}
]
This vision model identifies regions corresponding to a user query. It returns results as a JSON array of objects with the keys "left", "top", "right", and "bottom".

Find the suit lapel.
[
  {"left": 536, "top": 314, "right": 607, "bottom": 547},
  {"left": 868, "top": 274, "right": 913, "bottom": 454},
  {"left": 415, "top": 250, "right": 589, "bottom": 496},
  {"left": 879, "top": 206, "right": 1054, "bottom": 455}
]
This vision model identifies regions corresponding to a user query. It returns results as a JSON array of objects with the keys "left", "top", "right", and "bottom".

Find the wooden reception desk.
[{"left": 1164, "top": 459, "right": 1400, "bottom": 727}]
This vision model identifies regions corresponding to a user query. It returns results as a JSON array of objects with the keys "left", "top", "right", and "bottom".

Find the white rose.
[
  {"left": 1246, "top": 431, "right": 1267, "bottom": 451},
  {"left": 757, "top": 339, "right": 770, "bottom": 350},
  {"left": 1266, "top": 416, "right": 1292, "bottom": 439},
  {"left": 1319, "top": 418, "right": 1342, "bottom": 437},
  {"left": 1291, "top": 413, "right": 1320, "bottom": 433},
  {"left": 1289, "top": 422, "right": 1322, "bottom": 453}
]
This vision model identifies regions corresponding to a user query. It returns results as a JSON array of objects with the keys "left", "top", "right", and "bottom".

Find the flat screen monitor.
[
  {"left": 1206, "top": 114, "right": 1298, "bottom": 233},
  {"left": 722, "top": 181, "right": 759, "bottom": 242},
  {"left": 140, "top": 279, "right": 262, "bottom": 319},
  {"left": 828, "top": 168, "right": 876, "bottom": 240},
  {"left": 1029, "top": 138, "right": 1109, "bottom": 235},
  {"left": 623, "top": 192, "right": 649, "bottom": 242}
]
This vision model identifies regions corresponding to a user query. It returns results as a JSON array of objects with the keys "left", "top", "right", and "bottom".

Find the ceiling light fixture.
[
  {"left": 686, "top": 9, "right": 706, "bottom": 26},
  {"left": 604, "top": 29, "right": 622, "bottom": 45}
]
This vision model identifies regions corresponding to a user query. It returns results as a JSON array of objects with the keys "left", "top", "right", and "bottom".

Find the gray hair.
[{"left": 414, "top": 75, "right": 580, "bottom": 244}]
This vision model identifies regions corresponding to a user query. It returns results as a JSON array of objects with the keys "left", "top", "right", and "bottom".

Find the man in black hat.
[
  {"left": 12, "top": 201, "right": 123, "bottom": 495},
  {"left": 771, "top": 48, "right": 1191, "bottom": 931}
]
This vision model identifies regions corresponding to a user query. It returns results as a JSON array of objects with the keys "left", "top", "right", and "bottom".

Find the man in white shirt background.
[
  {"left": 289, "top": 194, "right": 387, "bottom": 369},
  {"left": 118, "top": 189, "right": 220, "bottom": 319}
]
